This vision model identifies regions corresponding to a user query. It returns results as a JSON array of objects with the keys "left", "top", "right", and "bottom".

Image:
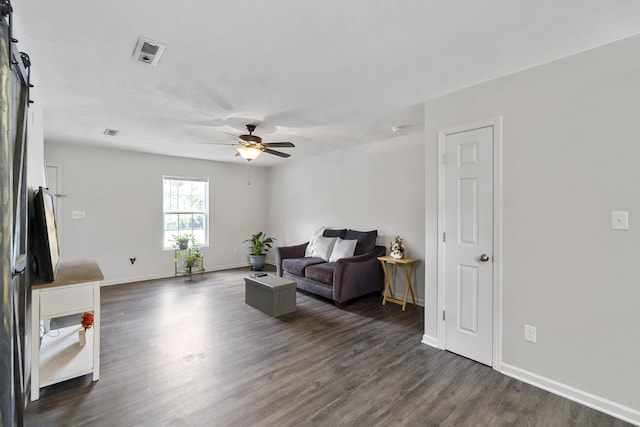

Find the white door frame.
[{"left": 437, "top": 116, "right": 503, "bottom": 370}]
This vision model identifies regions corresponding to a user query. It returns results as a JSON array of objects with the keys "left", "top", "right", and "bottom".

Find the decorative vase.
[
  {"left": 390, "top": 241, "right": 405, "bottom": 259},
  {"left": 78, "top": 329, "right": 86, "bottom": 346}
]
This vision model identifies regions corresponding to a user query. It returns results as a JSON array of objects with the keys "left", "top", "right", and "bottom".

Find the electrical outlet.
[
  {"left": 524, "top": 325, "right": 537, "bottom": 343},
  {"left": 233, "top": 248, "right": 238, "bottom": 254},
  {"left": 611, "top": 211, "right": 629, "bottom": 230}
]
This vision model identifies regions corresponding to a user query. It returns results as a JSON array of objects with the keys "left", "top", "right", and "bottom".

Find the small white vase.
[
  {"left": 78, "top": 329, "right": 86, "bottom": 346},
  {"left": 390, "top": 242, "right": 405, "bottom": 259}
]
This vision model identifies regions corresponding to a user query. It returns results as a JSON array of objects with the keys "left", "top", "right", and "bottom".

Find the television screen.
[{"left": 32, "top": 186, "right": 60, "bottom": 282}]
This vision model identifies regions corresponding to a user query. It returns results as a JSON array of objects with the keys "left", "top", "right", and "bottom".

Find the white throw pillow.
[
  {"left": 305, "top": 226, "right": 327, "bottom": 257},
  {"left": 329, "top": 238, "right": 358, "bottom": 262},
  {"left": 311, "top": 236, "right": 337, "bottom": 261}
]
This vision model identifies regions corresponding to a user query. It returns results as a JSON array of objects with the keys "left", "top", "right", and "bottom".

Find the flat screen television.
[{"left": 32, "top": 186, "right": 60, "bottom": 282}]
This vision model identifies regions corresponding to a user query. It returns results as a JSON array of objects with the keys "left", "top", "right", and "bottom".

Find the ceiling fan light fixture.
[{"left": 237, "top": 145, "right": 262, "bottom": 161}]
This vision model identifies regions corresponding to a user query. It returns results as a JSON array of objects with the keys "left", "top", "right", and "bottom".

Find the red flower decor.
[{"left": 81, "top": 312, "right": 94, "bottom": 331}]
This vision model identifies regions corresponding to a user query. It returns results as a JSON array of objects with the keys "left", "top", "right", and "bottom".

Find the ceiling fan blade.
[
  {"left": 262, "top": 142, "right": 295, "bottom": 148},
  {"left": 263, "top": 148, "right": 291, "bottom": 158},
  {"left": 192, "top": 141, "right": 236, "bottom": 146},
  {"left": 222, "top": 132, "right": 246, "bottom": 143}
]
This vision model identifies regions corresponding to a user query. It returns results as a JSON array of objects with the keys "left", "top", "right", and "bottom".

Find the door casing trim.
[{"left": 436, "top": 116, "right": 503, "bottom": 370}]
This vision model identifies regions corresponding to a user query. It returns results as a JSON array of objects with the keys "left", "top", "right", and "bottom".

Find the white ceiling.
[{"left": 12, "top": 1, "right": 640, "bottom": 166}]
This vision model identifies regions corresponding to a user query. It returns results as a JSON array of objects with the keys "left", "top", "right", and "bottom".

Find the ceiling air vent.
[
  {"left": 104, "top": 129, "right": 120, "bottom": 136},
  {"left": 132, "top": 37, "right": 166, "bottom": 67}
]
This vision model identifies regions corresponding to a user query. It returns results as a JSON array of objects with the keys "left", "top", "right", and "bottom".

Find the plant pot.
[{"left": 249, "top": 254, "right": 266, "bottom": 271}]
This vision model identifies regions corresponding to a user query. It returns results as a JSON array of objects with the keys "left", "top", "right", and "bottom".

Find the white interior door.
[{"left": 443, "top": 125, "right": 494, "bottom": 366}]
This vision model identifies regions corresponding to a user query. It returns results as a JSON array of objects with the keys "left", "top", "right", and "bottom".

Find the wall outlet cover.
[{"left": 611, "top": 211, "right": 629, "bottom": 230}]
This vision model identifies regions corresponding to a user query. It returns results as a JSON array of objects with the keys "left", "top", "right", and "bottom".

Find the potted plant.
[
  {"left": 243, "top": 232, "right": 275, "bottom": 271},
  {"left": 170, "top": 233, "right": 197, "bottom": 250},
  {"left": 172, "top": 234, "right": 204, "bottom": 279},
  {"left": 179, "top": 248, "right": 204, "bottom": 280},
  {"left": 390, "top": 235, "right": 406, "bottom": 259}
]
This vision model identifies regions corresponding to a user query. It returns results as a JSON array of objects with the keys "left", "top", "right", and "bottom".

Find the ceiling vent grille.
[
  {"left": 104, "top": 129, "right": 120, "bottom": 136},
  {"left": 132, "top": 37, "right": 166, "bottom": 67}
]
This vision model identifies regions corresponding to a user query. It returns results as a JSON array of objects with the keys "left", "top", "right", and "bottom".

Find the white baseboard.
[
  {"left": 210, "top": 262, "right": 253, "bottom": 271},
  {"left": 501, "top": 363, "right": 640, "bottom": 426},
  {"left": 101, "top": 272, "right": 171, "bottom": 286},
  {"left": 379, "top": 290, "right": 425, "bottom": 307},
  {"left": 421, "top": 334, "right": 439, "bottom": 348},
  {"left": 99, "top": 262, "right": 252, "bottom": 286}
]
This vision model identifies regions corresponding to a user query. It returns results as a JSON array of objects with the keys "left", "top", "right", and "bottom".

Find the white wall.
[
  {"left": 45, "top": 143, "right": 269, "bottom": 285},
  {"left": 26, "top": 101, "right": 46, "bottom": 191},
  {"left": 423, "top": 35, "right": 640, "bottom": 419},
  {"left": 268, "top": 131, "right": 426, "bottom": 304}
]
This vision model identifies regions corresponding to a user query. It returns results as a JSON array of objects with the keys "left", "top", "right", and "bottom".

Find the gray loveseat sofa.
[{"left": 275, "top": 229, "right": 385, "bottom": 307}]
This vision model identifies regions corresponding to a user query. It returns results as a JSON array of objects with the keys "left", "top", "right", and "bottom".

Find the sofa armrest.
[
  {"left": 275, "top": 242, "right": 308, "bottom": 276},
  {"left": 332, "top": 245, "right": 385, "bottom": 303}
]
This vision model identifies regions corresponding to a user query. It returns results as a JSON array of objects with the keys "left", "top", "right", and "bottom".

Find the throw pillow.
[
  {"left": 328, "top": 238, "right": 358, "bottom": 262},
  {"left": 323, "top": 228, "right": 347, "bottom": 238},
  {"left": 344, "top": 229, "right": 378, "bottom": 255},
  {"left": 305, "top": 226, "right": 327, "bottom": 257},
  {"left": 311, "top": 236, "right": 337, "bottom": 261}
]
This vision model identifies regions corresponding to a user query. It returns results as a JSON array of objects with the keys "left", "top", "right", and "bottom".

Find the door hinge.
[
  {"left": 442, "top": 310, "right": 446, "bottom": 321},
  {"left": 442, "top": 153, "right": 446, "bottom": 165},
  {"left": 443, "top": 232, "right": 446, "bottom": 242}
]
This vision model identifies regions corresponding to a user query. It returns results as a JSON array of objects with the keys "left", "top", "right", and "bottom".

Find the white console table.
[{"left": 31, "top": 260, "right": 103, "bottom": 401}]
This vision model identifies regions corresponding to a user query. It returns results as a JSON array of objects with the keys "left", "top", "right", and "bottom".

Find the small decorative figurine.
[{"left": 390, "top": 236, "right": 405, "bottom": 259}]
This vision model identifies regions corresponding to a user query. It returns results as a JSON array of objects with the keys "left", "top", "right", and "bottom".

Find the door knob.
[{"left": 479, "top": 254, "right": 490, "bottom": 262}]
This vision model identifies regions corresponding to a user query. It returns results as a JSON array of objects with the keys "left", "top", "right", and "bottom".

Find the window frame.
[{"left": 162, "top": 175, "right": 209, "bottom": 250}]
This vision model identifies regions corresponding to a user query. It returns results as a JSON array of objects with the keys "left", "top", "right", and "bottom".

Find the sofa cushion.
[
  {"left": 282, "top": 257, "right": 325, "bottom": 276},
  {"left": 329, "top": 238, "right": 358, "bottom": 262},
  {"left": 311, "top": 236, "right": 337, "bottom": 261},
  {"left": 323, "top": 228, "right": 347, "bottom": 238},
  {"left": 344, "top": 229, "right": 378, "bottom": 255},
  {"left": 305, "top": 262, "right": 336, "bottom": 286}
]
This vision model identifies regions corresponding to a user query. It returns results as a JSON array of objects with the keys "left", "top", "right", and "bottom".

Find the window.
[{"left": 162, "top": 176, "right": 208, "bottom": 249}]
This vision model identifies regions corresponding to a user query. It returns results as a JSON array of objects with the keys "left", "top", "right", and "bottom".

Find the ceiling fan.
[{"left": 229, "top": 124, "right": 295, "bottom": 161}]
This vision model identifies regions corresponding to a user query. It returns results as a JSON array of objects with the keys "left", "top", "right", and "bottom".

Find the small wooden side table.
[{"left": 378, "top": 256, "right": 419, "bottom": 311}]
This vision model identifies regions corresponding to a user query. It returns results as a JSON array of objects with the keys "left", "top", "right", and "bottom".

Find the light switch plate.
[
  {"left": 611, "top": 211, "right": 629, "bottom": 230},
  {"left": 71, "top": 211, "right": 86, "bottom": 219},
  {"left": 524, "top": 325, "right": 537, "bottom": 343}
]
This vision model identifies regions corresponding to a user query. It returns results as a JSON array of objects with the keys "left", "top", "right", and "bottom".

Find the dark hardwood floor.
[{"left": 25, "top": 267, "right": 630, "bottom": 427}]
